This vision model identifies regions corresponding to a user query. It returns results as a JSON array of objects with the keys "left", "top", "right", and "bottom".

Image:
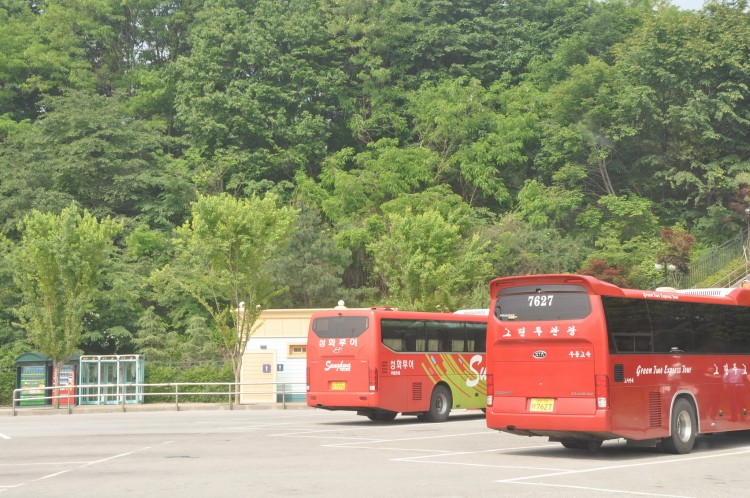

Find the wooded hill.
[{"left": 2, "top": 0, "right": 750, "bottom": 366}]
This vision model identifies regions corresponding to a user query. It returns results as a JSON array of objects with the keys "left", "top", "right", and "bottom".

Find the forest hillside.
[{"left": 2, "top": 0, "right": 750, "bottom": 380}]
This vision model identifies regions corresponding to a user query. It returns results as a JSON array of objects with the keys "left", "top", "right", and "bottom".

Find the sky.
[{"left": 671, "top": 0, "right": 705, "bottom": 9}]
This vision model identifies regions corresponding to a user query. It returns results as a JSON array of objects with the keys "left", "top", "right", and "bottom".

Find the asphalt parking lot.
[{"left": 2, "top": 406, "right": 750, "bottom": 497}]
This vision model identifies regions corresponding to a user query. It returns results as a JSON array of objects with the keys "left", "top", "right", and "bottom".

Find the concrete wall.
[{"left": 241, "top": 309, "right": 324, "bottom": 403}]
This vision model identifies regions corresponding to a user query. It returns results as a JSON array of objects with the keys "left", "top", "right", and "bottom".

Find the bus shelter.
[{"left": 78, "top": 354, "right": 145, "bottom": 405}]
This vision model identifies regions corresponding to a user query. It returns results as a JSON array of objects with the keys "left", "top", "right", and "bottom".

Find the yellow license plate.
[
  {"left": 331, "top": 381, "right": 346, "bottom": 391},
  {"left": 530, "top": 398, "right": 554, "bottom": 412}
]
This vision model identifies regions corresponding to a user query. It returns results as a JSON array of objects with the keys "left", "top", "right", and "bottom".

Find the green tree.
[
  {"left": 613, "top": 4, "right": 750, "bottom": 224},
  {"left": 174, "top": 0, "right": 348, "bottom": 194},
  {"left": 483, "top": 213, "right": 588, "bottom": 278},
  {"left": 154, "top": 193, "right": 297, "bottom": 391},
  {"left": 11, "top": 205, "right": 122, "bottom": 407},
  {"left": 578, "top": 194, "right": 662, "bottom": 287},
  {"left": 0, "top": 1, "right": 98, "bottom": 121},
  {"left": 268, "top": 204, "right": 351, "bottom": 308},
  {"left": 368, "top": 209, "right": 491, "bottom": 310},
  {"left": 0, "top": 234, "right": 27, "bottom": 405},
  {"left": 0, "top": 91, "right": 193, "bottom": 237}
]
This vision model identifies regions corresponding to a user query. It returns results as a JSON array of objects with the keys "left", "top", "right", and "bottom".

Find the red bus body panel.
[
  {"left": 307, "top": 309, "right": 487, "bottom": 416},
  {"left": 486, "top": 274, "right": 750, "bottom": 444},
  {"left": 306, "top": 309, "right": 379, "bottom": 410}
]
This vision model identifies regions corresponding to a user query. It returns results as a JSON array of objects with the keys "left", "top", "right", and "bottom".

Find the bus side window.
[
  {"left": 602, "top": 296, "right": 653, "bottom": 353},
  {"left": 426, "top": 333, "right": 440, "bottom": 352},
  {"left": 646, "top": 300, "right": 692, "bottom": 352},
  {"left": 381, "top": 321, "right": 405, "bottom": 352},
  {"left": 686, "top": 302, "right": 726, "bottom": 354},
  {"left": 405, "top": 321, "right": 423, "bottom": 352},
  {"left": 729, "top": 307, "right": 750, "bottom": 354},
  {"left": 383, "top": 338, "right": 404, "bottom": 352},
  {"left": 465, "top": 322, "right": 486, "bottom": 353}
]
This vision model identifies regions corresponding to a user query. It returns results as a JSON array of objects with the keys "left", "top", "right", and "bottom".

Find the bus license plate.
[
  {"left": 331, "top": 381, "right": 346, "bottom": 391},
  {"left": 530, "top": 398, "right": 554, "bottom": 412}
]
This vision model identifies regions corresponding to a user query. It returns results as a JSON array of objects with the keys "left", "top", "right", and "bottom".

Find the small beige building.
[{"left": 240, "top": 308, "right": 323, "bottom": 404}]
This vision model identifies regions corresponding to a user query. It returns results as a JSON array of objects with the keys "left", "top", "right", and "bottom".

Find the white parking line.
[
  {"left": 32, "top": 469, "right": 72, "bottom": 482},
  {"left": 322, "top": 430, "right": 491, "bottom": 446},
  {"left": 509, "top": 481, "right": 693, "bottom": 497},
  {"left": 486, "top": 446, "right": 750, "bottom": 497},
  {"left": 393, "top": 443, "right": 556, "bottom": 460},
  {"left": 0, "top": 433, "right": 10, "bottom": 440},
  {"left": 495, "top": 446, "right": 750, "bottom": 484},
  {"left": 1, "top": 444, "right": 158, "bottom": 492}
]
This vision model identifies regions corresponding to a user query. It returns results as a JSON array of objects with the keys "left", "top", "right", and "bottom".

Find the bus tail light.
[
  {"left": 306, "top": 367, "right": 310, "bottom": 391},
  {"left": 486, "top": 374, "right": 494, "bottom": 407},
  {"left": 369, "top": 367, "right": 378, "bottom": 392},
  {"left": 595, "top": 374, "right": 609, "bottom": 408}
]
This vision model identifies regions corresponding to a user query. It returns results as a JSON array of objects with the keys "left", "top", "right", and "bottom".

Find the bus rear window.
[
  {"left": 495, "top": 285, "right": 592, "bottom": 321},
  {"left": 312, "top": 316, "right": 369, "bottom": 338}
]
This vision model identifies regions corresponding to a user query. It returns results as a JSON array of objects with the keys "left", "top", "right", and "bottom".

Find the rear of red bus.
[
  {"left": 485, "top": 275, "right": 619, "bottom": 447},
  {"left": 306, "top": 309, "right": 384, "bottom": 417}
]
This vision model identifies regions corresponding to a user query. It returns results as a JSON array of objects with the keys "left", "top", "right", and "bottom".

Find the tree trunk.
[
  {"left": 234, "top": 358, "right": 242, "bottom": 405},
  {"left": 52, "top": 359, "right": 61, "bottom": 409}
]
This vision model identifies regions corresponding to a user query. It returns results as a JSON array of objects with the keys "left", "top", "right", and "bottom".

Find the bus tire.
[
  {"left": 661, "top": 398, "right": 697, "bottom": 454},
  {"left": 366, "top": 410, "right": 397, "bottom": 422},
  {"left": 423, "top": 385, "right": 452, "bottom": 423}
]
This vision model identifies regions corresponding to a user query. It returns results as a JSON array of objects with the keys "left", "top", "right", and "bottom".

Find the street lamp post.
[{"left": 655, "top": 262, "right": 677, "bottom": 288}]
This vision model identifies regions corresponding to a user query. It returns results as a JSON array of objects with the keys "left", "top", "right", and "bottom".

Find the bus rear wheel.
[
  {"left": 422, "top": 385, "right": 452, "bottom": 423},
  {"left": 366, "top": 410, "right": 397, "bottom": 422},
  {"left": 660, "top": 398, "right": 697, "bottom": 454}
]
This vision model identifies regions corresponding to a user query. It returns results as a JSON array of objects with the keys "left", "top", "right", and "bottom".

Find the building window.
[{"left": 288, "top": 344, "right": 307, "bottom": 358}]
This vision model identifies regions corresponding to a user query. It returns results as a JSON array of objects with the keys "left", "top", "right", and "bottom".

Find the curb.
[{"left": 0, "top": 402, "right": 311, "bottom": 417}]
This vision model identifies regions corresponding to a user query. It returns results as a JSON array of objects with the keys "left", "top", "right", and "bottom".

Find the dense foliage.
[{"left": 2, "top": 0, "right": 750, "bottom": 377}]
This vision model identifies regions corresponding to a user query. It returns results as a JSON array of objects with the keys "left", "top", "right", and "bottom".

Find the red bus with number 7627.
[
  {"left": 485, "top": 274, "right": 750, "bottom": 453},
  {"left": 306, "top": 308, "right": 487, "bottom": 422}
]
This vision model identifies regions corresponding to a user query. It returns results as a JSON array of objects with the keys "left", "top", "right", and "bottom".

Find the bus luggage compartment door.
[
  {"left": 493, "top": 344, "right": 597, "bottom": 416},
  {"left": 310, "top": 358, "right": 370, "bottom": 393}
]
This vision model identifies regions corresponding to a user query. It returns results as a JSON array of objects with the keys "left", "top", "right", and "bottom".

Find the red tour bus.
[
  {"left": 485, "top": 274, "right": 750, "bottom": 453},
  {"left": 307, "top": 308, "right": 487, "bottom": 422}
]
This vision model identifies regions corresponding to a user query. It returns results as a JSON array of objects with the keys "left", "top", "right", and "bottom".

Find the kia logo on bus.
[{"left": 533, "top": 350, "right": 547, "bottom": 359}]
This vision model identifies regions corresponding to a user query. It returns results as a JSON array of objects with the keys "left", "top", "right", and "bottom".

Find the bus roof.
[
  {"left": 453, "top": 309, "right": 489, "bottom": 315},
  {"left": 309, "top": 308, "right": 488, "bottom": 321},
  {"left": 490, "top": 274, "right": 750, "bottom": 306}
]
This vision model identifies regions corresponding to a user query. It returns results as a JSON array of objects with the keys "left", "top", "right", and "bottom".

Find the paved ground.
[{"left": 1, "top": 407, "right": 749, "bottom": 497}]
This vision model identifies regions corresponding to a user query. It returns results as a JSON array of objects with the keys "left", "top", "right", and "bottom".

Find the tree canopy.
[{"left": 2, "top": 0, "right": 750, "bottom": 367}]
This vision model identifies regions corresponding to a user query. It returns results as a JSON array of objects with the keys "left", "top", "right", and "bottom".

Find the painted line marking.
[
  {"left": 33, "top": 470, "right": 71, "bottom": 482},
  {"left": 323, "top": 445, "right": 457, "bottom": 453},
  {"left": 393, "top": 444, "right": 557, "bottom": 461},
  {"left": 0, "top": 434, "right": 10, "bottom": 440},
  {"left": 506, "top": 481, "right": 693, "bottom": 498},
  {"left": 0, "top": 462, "right": 91, "bottom": 467},
  {"left": 4, "top": 444, "right": 159, "bottom": 492},
  {"left": 494, "top": 446, "right": 750, "bottom": 484},
  {"left": 288, "top": 430, "right": 492, "bottom": 445},
  {"left": 83, "top": 448, "right": 151, "bottom": 467}
]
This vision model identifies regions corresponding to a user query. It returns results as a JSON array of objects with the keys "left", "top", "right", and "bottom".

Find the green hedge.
[{"left": 143, "top": 362, "right": 234, "bottom": 403}]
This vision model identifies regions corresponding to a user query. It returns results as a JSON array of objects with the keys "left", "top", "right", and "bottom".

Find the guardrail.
[
  {"left": 10, "top": 382, "right": 307, "bottom": 416},
  {"left": 682, "top": 230, "right": 747, "bottom": 288}
]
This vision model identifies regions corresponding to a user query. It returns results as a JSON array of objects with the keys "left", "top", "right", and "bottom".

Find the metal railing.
[
  {"left": 10, "top": 382, "right": 306, "bottom": 416},
  {"left": 681, "top": 230, "right": 748, "bottom": 288}
]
